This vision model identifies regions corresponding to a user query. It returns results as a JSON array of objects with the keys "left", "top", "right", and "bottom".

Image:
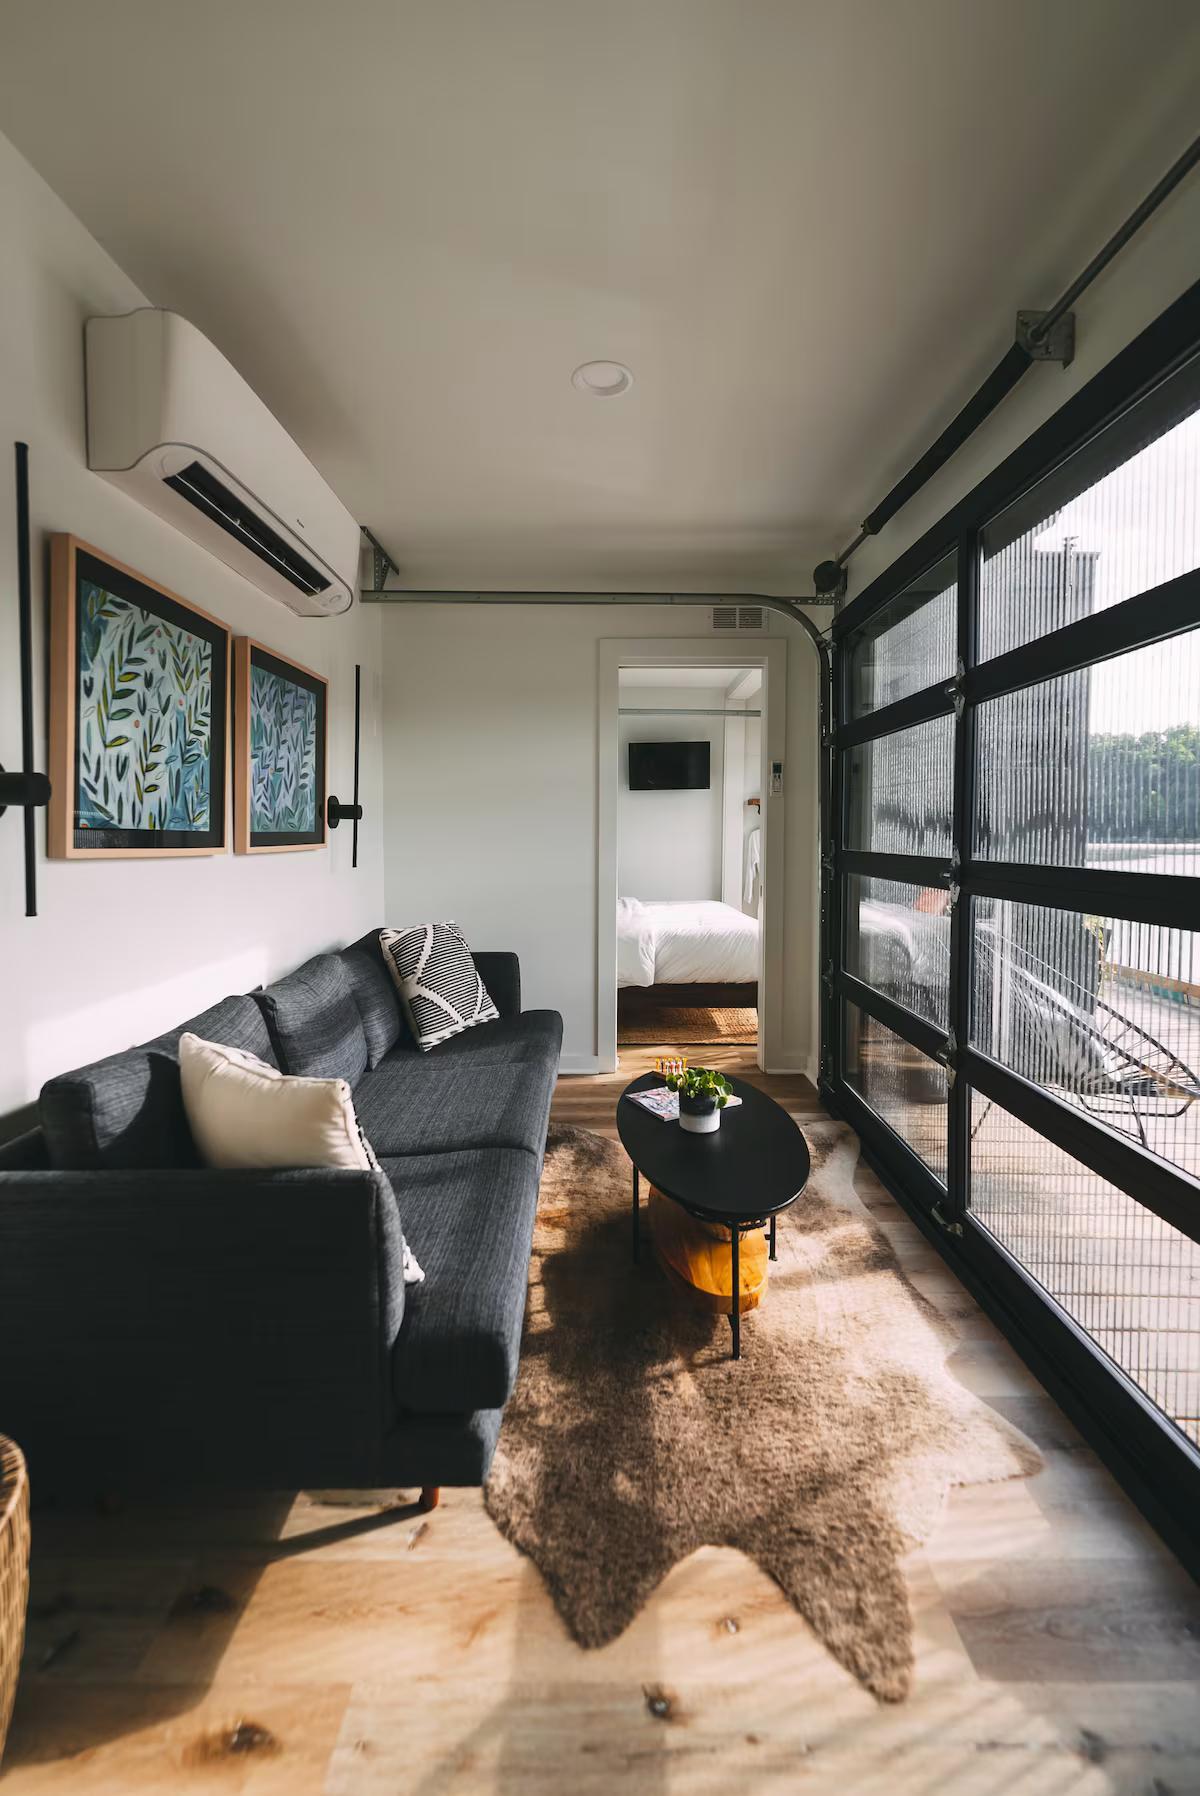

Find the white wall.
[
  {"left": 381, "top": 606, "right": 821, "bottom": 1074},
  {"left": 0, "top": 129, "right": 384, "bottom": 1124},
  {"left": 618, "top": 685, "right": 725, "bottom": 900}
]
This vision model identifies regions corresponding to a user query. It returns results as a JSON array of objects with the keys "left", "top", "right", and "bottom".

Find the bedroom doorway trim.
[{"left": 597, "top": 637, "right": 788, "bottom": 1075}]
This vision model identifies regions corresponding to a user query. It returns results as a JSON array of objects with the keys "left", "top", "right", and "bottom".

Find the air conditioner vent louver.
[
  {"left": 163, "top": 461, "right": 331, "bottom": 596},
  {"left": 711, "top": 603, "right": 766, "bottom": 633}
]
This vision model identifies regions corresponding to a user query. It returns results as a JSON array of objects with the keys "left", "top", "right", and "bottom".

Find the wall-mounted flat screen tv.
[{"left": 628, "top": 740, "right": 710, "bottom": 790}]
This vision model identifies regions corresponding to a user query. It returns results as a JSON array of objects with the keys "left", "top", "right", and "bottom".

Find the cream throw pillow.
[{"left": 179, "top": 1032, "right": 424, "bottom": 1284}]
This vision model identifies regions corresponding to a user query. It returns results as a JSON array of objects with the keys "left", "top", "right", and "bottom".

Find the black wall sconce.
[
  {"left": 326, "top": 662, "right": 363, "bottom": 868},
  {"left": 5, "top": 443, "right": 51, "bottom": 916}
]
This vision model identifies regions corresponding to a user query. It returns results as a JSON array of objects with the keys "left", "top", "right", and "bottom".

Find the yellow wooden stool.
[{"left": 648, "top": 1186, "right": 769, "bottom": 1315}]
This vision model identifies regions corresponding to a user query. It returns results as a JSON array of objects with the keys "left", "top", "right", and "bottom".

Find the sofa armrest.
[
  {"left": 473, "top": 951, "right": 521, "bottom": 1018},
  {"left": 0, "top": 1165, "right": 407, "bottom": 1486}
]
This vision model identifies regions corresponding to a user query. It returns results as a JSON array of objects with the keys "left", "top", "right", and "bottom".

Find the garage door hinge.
[{"left": 935, "top": 1029, "right": 957, "bottom": 1087}]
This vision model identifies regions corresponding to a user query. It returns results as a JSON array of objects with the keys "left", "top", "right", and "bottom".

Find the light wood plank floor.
[{"left": 5, "top": 1047, "right": 1200, "bottom": 1794}]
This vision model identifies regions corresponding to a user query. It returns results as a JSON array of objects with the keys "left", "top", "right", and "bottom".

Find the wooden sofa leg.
[{"left": 418, "top": 1486, "right": 441, "bottom": 1512}]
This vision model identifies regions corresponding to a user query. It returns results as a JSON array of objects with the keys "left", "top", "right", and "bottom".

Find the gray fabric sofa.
[{"left": 0, "top": 933, "right": 562, "bottom": 1493}]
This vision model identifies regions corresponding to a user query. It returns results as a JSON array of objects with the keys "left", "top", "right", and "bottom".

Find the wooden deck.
[{"left": 4, "top": 1045, "right": 1199, "bottom": 1794}]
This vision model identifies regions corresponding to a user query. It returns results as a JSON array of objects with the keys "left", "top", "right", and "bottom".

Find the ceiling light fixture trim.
[{"left": 571, "top": 359, "right": 634, "bottom": 397}]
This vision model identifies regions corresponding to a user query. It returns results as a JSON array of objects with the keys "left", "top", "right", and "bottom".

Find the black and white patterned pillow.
[{"left": 379, "top": 922, "right": 499, "bottom": 1051}]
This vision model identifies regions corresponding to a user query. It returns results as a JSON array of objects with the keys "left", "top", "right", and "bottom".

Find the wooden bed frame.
[{"left": 619, "top": 982, "right": 758, "bottom": 1011}]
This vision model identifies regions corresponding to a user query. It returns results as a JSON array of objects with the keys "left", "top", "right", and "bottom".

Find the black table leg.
[
  {"left": 769, "top": 1214, "right": 777, "bottom": 1261},
  {"left": 632, "top": 1164, "right": 640, "bottom": 1262},
  {"left": 730, "top": 1225, "right": 740, "bottom": 1359}
]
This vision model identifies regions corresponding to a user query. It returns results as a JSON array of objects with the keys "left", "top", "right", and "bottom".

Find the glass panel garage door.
[{"left": 829, "top": 329, "right": 1200, "bottom": 1539}]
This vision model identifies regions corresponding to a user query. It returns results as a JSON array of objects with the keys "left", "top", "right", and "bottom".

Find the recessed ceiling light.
[{"left": 571, "top": 359, "right": 634, "bottom": 397}]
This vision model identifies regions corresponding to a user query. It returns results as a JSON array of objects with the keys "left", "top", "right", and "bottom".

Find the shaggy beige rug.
[{"left": 485, "top": 1121, "right": 1042, "bottom": 1701}]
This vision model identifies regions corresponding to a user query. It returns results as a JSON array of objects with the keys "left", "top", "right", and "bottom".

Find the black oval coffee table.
[{"left": 616, "top": 1070, "right": 811, "bottom": 1359}]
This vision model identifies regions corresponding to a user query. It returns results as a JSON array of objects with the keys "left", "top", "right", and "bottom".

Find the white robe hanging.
[{"left": 743, "top": 825, "right": 761, "bottom": 906}]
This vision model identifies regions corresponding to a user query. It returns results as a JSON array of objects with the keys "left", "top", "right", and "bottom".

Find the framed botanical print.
[
  {"left": 233, "top": 638, "right": 328, "bottom": 853},
  {"left": 48, "top": 536, "right": 230, "bottom": 858}
]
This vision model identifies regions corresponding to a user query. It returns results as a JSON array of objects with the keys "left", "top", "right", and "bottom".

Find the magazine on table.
[{"left": 625, "top": 1085, "right": 743, "bottom": 1122}]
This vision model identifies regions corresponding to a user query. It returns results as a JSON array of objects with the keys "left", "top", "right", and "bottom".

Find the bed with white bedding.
[{"left": 617, "top": 897, "right": 759, "bottom": 996}]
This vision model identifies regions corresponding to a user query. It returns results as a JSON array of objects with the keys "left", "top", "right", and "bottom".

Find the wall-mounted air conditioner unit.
[{"left": 85, "top": 308, "right": 360, "bottom": 616}]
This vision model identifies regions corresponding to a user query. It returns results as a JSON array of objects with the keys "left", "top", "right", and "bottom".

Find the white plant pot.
[{"left": 679, "top": 1106, "right": 720, "bottom": 1134}]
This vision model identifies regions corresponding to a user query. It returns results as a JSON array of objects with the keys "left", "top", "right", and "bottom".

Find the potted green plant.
[{"left": 665, "top": 1065, "right": 733, "bottom": 1134}]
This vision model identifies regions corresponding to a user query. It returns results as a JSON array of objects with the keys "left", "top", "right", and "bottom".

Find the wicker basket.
[{"left": 0, "top": 1436, "right": 30, "bottom": 1768}]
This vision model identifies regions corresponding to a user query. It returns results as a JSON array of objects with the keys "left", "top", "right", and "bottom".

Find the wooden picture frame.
[
  {"left": 233, "top": 638, "right": 328, "bottom": 854},
  {"left": 48, "top": 535, "right": 230, "bottom": 859}
]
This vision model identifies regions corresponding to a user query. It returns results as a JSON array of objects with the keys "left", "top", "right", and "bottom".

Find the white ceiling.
[{"left": 1, "top": 0, "right": 1198, "bottom": 592}]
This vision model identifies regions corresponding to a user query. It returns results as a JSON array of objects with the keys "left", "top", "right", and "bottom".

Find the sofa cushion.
[
  {"left": 0, "top": 1128, "right": 49, "bottom": 1171},
  {"left": 39, "top": 994, "right": 276, "bottom": 1171},
  {"left": 353, "top": 1056, "right": 556, "bottom": 1158},
  {"left": 255, "top": 954, "right": 369, "bottom": 1085},
  {"left": 383, "top": 1147, "right": 539, "bottom": 1413},
  {"left": 340, "top": 932, "right": 403, "bottom": 1067},
  {"left": 388, "top": 1010, "right": 562, "bottom": 1070},
  {"left": 470, "top": 951, "right": 521, "bottom": 1020}
]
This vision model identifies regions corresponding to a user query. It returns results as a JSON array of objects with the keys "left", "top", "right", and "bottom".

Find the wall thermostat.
[{"left": 770, "top": 761, "right": 783, "bottom": 796}]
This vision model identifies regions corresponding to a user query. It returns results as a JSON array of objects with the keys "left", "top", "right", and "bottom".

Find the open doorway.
[
  {"left": 615, "top": 664, "right": 763, "bottom": 1051},
  {"left": 598, "top": 637, "right": 786, "bottom": 1074}
]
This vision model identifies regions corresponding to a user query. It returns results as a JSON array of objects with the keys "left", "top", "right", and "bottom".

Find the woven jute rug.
[
  {"left": 485, "top": 1122, "right": 1041, "bottom": 1701},
  {"left": 617, "top": 1005, "right": 758, "bottom": 1046}
]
